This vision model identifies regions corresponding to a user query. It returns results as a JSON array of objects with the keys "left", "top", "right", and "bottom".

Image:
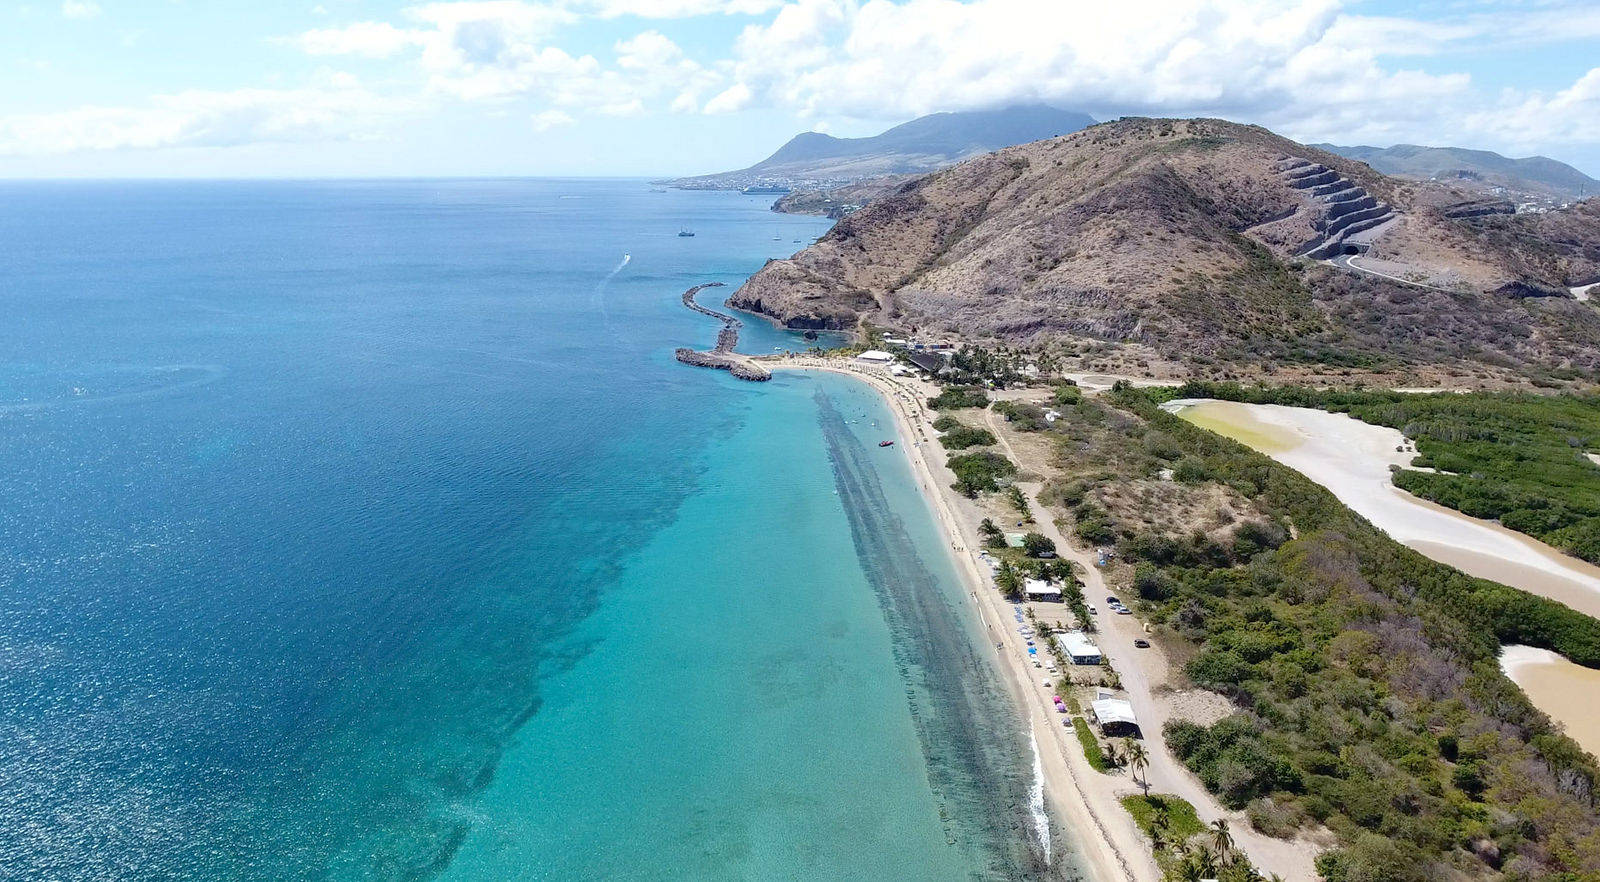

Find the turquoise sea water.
[{"left": 0, "top": 180, "right": 1073, "bottom": 880}]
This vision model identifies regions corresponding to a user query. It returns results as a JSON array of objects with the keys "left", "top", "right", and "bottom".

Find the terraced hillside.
[{"left": 732, "top": 117, "right": 1600, "bottom": 384}]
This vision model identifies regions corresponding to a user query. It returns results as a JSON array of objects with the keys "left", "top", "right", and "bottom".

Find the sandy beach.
[
  {"left": 773, "top": 359, "right": 1323, "bottom": 882},
  {"left": 1169, "top": 399, "right": 1600, "bottom": 620}
]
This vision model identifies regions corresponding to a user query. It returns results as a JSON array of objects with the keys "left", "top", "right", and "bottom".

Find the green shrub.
[
  {"left": 1121, "top": 794, "right": 1204, "bottom": 840},
  {"left": 927, "top": 385, "right": 989, "bottom": 410},
  {"left": 934, "top": 420, "right": 997, "bottom": 450},
  {"left": 1073, "top": 717, "right": 1109, "bottom": 772},
  {"left": 1022, "top": 532, "right": 1056, "bottom": 558},
  {"left": 946, "top": 450, "right": 1017, "bottom": 497}
]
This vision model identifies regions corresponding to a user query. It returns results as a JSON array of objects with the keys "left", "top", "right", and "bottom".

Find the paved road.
[{"left": 1328, "top": 253, "right": 1453, "bottom": 293}]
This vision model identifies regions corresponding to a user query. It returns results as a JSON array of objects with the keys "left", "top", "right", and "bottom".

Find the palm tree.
[
  {"left": 1210, "top": 818, "right": 1233, "bottom": 866},
  {"left": 1175, "top": 856, "right": 1203, "bottom": 882},
  {"left": 1125, "top": 739, "right": 1150, "bottom": 796},
  {"left": 995, "top": 559, "right": 1023, "bottom": 600},
  {"left": 1101, "top": 740, "right": 1120, "bottom": 769},
  {"left": 1197, "top": 846, "right": 1218, "bottom": 877}
]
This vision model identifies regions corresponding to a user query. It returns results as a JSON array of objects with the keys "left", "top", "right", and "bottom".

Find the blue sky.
[{"left": 2, "top": 0, "right": 1598, "bottom": 178}]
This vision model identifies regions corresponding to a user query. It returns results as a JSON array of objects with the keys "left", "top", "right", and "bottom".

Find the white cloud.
[
  {"left": 300, "top": 22, "right": 421, "bottom": 58},
  {"left": 700, "top": 0, "right": 1599, "bottom": 162},
  {"left": 531, "top": 108, "right": 574, "bottom": 129},
  {"left": 297, "top": 6, "right": 720, "bottom": 111},
  {"left": 24, "top": 0, "right": 1597, "bottom": 164},
  {"left": 577, "top": 0, "right": 783, "bottom": 16},
  {"left": 0, "top": 73, "right": 415, "bottom": 156},
  {"left": 703, "top": 82, "right": 751, "bottom": 114},
  {"left": 61, "top": 0, "right": 100, "bottom": 19},
  {"left": 1460, "top": 67, "right": 1600, "bottom": 154}
]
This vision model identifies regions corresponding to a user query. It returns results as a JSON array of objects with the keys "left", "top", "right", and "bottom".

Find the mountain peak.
[
  {"left": 667, "top": 105, "right": 1096, "bottom": 190},
  {"left": 1315, "top": 142, "right": 1598, "bottom": 200}
]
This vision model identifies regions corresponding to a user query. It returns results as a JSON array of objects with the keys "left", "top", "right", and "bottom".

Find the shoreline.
[
  {"left": 1499, "top": 644, "right": 1600, "bottom": 757},
  {"left": 1168, "top": 399, "right": 1600, "bottom": 619},
  {"left": 772, "top": 357, "right": 1157, "bottom": 882}
]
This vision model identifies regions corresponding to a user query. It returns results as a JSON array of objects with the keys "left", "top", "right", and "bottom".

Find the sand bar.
[{"left": 1167, "top": 399, "right": 1600, "bottom": 620}]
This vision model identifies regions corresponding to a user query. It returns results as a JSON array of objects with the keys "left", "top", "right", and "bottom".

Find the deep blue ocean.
[{"left": 0, "top": 180, "right": 1070, "bottom": 880}]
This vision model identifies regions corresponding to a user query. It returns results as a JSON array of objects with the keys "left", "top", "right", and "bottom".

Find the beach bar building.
[
  {"left": 855, "top": 350, "right": 894, "bottom": 366},
  {"left": 1055, "top": 630, "right": 1102, "bottom": 665},
  {"left": 1023, "top": 579, "right": 1062, "bottom": 603},
  {"left": 1091, "top": 697, "right": 1140, "bottom": 737}
]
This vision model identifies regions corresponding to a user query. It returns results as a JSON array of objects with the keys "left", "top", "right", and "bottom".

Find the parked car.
[
  {"left": 1134, "top": 639, "right": 1150, "bottom": 648},
  {"left": 1105, "top": 596, "right": 1118, "bottom": 605},
  {"left": 1116, "top": 607, "right": 1132, "bottom": 615}
]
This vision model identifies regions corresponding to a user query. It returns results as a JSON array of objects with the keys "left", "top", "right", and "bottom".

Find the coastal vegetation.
[
  {"left": 1021, "top": 532, "right": 1056, "bottom": 558},
  {"left": 1036, "top": 384, "right": 1600, "bottom": 880},
  {"left": 943, "top": 344, "right": 1029, "bottom": 388},
  {"left": 1162, "top": 381, "right": 1600, "bottom": 565},
  {"left": 927, "top": 385, "right": 990, "bottom": 410},
  {"left": 1004, "top": 485, "right": 1032, "bottom": 520},
  {"left": 931, "top": 415, "right": 998, "bottom": 450},
  {"left": 1074, "top": 717, "right": 1111, "bottom": 772},
  {"left": 1122, "top": 795, "right": 1273, "bottom": 881},
  {"left": 946, "top": 450, "right": 1018, "bottom": 497},
  {"left": 979, "top": 517, "right": 1005, "bottom": 548}
]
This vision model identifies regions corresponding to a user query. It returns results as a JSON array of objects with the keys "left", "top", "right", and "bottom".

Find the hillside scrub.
[
  {"left": 1047, "top": 385, "right": 1600, "bottom": 879},
  {"left": 1168, "top": 382, "right": 1600, "bottom": 565}
]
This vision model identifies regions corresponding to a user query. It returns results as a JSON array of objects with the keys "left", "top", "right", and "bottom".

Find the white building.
[
  {"left": 855, "top": 350, "right": 894, "bottom": 366},
  {"left": 1055, "top": 630, "right": 1102, "bottom": 665},
  {"left": 1091, "top": 697, "right": 1140, "bottom": 736},
  {"left": 1023, "top": 579, "right": 1061, "bottom": 603}
]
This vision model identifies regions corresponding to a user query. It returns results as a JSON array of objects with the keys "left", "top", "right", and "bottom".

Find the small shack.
[
  {"left": 1091, "top": 697, "right": 1140, "bottom": 737},
  {"left": 1055, "top": 630, "right": 1102, "bottom": 665},
  {"left": 1023, "top": 578, "right": 1062, "bottom": 603}
]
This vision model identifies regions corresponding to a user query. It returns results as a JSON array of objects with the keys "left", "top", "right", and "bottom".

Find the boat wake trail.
[{"left": 594, "top": 253, "right": 630, "bottom": 327}]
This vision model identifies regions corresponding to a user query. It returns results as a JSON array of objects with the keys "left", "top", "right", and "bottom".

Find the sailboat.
[{"left": 678, "top": 227, "right": 695, "bottom": 237}]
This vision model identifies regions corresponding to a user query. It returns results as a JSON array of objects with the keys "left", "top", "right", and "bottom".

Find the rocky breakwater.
[{"left": 673, "top": 283, "right": 772, "bottom": 382}]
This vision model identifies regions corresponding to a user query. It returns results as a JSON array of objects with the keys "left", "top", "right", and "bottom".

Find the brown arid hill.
[{"left": 731, "top": 118, "right": 1600, "bottom": 385}]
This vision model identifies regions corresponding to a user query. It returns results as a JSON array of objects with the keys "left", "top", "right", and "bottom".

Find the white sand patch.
[
  {"left": 1573, "top": 282, "right": 1597, "bottom": 302},
  {"left": 1163, "top": 689, "right": 1236, "bottom": 727},
  {"left": 1169, "top": 400, "right": 1600, "bottom": 619}
]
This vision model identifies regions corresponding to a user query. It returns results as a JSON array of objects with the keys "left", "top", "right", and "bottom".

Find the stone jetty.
[{"left": 673, "top": 282, "right": 772, "bottom": 381}]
